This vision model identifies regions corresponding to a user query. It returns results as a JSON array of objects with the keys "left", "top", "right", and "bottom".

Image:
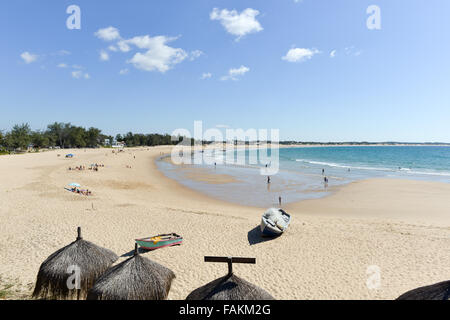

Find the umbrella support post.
[{"left": 204, "top": 256, "right": 256, "bottom": 277}]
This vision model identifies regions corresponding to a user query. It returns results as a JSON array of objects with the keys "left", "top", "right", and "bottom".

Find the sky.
[{"left": 1, "top": 0, "right": 450, "bottom": 142}]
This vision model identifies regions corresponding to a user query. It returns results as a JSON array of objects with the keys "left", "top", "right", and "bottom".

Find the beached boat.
[
  {"left": 260, "top": 208, "right": 291, "bottom": 237},
  {"left": 135, "top": 233, "right": 183, "bottom": 250}
]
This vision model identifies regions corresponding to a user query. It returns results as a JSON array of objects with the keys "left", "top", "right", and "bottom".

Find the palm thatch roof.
[
  {"left": 32, "top": 227, "right": 118, "bottom": 300},
  {"left": 397, "top": 280, "right": 450, "bottom": 300},
  {"left": 186, "top": 273, "right": 274, "bottom": 300},
  {"left": 186, "top": 256, "right": 274, "bottom": 300},
  {"left": 87, "top": 244, "right": 175, "bottom": 300}
]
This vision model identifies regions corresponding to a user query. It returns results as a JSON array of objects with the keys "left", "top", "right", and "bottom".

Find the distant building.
[{"left": 112, "top": 141, "right": 125, "bottom": 148}]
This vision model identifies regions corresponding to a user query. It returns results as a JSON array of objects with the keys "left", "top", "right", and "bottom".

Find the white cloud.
[
  {"left": 282, "top": 48, "right": 320, "bottom": 63},
  {"left": 210, "top": 8, "right": 263, "bottom": 40},
  {"left": 330, "top": 50, "right": 336, "bottom": 58},
  {"left": 126, "top": 35, "right": 188, "bottom": 73},
  {"left": 119, "top": 68, "right": 129, "bottom": 75},
  {"left": 94, "top": 26, "right": 121, "bottom": 41},
  {"left": 94, "top": 26, "right": 199, "bottom": 73},
  {"left": 72, "top": 70, "right": 90, "bottom": 79},
  {"left": 57, "top": 63, "right": 68, "bottom": 68},
  {"left": 54, "top": 50, "right": 71, "bottom": 56},
  {"left": 344, "top": 46, "right": 362, "bottom": 57},
  {"left": 117, "top": 40, "right": 131, "bottom": 52},
  {"left": 221, "top": 65, "right": 249, "bottom": 81},
  {"left": 190, "top": 50, "right": 204, "bottom": 61},
  {"left": 201, "top": 72, "right": 212, "bottom": 79},
  {"left": 100, "top": 50, "right": 110, "bottom": 61},
  {"left": 72, "top": 71, "right": 82, "bottom": 79},
  {"left": 20, "top": 52, "right": 38, "bottom": 64}
]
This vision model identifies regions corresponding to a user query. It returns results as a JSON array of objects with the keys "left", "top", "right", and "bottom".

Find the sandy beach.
[{"left": 0, "top": 147, "right": 449, "bottom": 300}]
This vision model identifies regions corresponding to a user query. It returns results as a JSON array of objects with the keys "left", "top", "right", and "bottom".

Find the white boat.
[{"left": 260, "top": 208, "right": 291, "bottom": 237}]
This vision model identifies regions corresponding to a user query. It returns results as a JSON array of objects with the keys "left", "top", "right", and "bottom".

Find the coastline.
[{"left": 0, "top": 146, "right": 449, "bottom": 300}]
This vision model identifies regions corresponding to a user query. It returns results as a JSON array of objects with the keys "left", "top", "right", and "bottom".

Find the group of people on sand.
[
  {"left": 68, "top": 163, "right": 105, "bottom": 172},
  {"left": 69, "top": 187, "right": 92, "bottom": 196},
  {"left": 91, "top": 163, "right": 104, "bottom": 171},
  {"left": 69, "top": 165, "right": 86, "bottom": 171}
]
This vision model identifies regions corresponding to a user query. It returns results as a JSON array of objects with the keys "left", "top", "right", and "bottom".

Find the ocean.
[{"left": 157, "top": 146, "right": 450, "bottom": 207}]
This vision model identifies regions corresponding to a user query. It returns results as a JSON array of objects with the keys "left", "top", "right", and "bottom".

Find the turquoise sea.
[{"left": 157, "top": 146, "right": 450, "bottom": 207}]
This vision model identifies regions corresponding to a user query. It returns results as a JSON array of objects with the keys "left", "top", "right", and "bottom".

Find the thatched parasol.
[
  {"left": 186, "top": 256, "right": 274, "bottom": 300},
  {"left": 396, "top": 280, "right": 450, "bottom": 300},
  {"left": 32, "top": 227, "right": 118, "bottom": 300},
  {"left": 87, "top": 244, "right": 175, "bottom": 300}
]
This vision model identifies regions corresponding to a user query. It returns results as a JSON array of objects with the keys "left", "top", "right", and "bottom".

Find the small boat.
[
  {"left": 260, "top": 208, "right": 291, "bottom": 237},
  {"left": 135, "top": 233, "right": 183, "bottom": 251}
]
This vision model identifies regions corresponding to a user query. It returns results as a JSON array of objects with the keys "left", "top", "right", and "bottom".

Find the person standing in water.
[
  {"left": 322, "top": 168, "right": 325, "bottom": 175},
  {"left": 279, "top": 196, "right": 282, "bottom": 207},
  {"left": 267, "top": 176, "right": 271, "bottom": 184}
]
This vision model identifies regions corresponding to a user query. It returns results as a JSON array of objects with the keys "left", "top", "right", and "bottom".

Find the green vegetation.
[
  {"left": 0, "top": 283, "right": 13, "bottom": 299},
  {"left": 0, "top": 122, "right": 191, "bottom": 152},
  {"left": 2, "top": 123, "right": 447, "bottom": 154},
  {"left": 115, "top": 132, "right": 188, "bottom": 147}
]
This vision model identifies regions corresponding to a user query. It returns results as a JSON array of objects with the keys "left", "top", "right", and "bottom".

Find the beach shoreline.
[{"left": 0, "top": 146, "right": 449, "bottom": 300}]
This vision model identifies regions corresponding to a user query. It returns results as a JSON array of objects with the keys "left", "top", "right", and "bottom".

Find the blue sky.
[{"left": 1, "top": 0, "right": 450, "bottom": 142}]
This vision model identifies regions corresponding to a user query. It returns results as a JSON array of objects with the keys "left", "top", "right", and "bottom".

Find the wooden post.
[
  {"left": 204, "top": 256, "right": 256, "bottom": 276},
  {"left": 76, "top": 227, "right": 82, "bottom": 240}
]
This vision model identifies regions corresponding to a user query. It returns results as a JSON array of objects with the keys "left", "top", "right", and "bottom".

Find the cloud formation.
[
  {"left": 94, "top": 26, "right": 121, "bottom": 42},
  {"left": 221, "top": 65, "right": 249, "bottom": 81},
  {"left": 210, "top": 8, "right": 263, "bottom": 40},
  {"left": 100, "top": 50, "right": 110, "bottom": 61},
  {"left": 282, "top": 48, "right": 320, "bottom": 63},
  {"left": 20, "top": 52, "right": 38, "bottom": 64},
  {"left": 72, "top": 70, "right": 90, "bottom": 79},
  {"left": 94, "top": 27, "right": 200, "bottom": 73},
  {"left": 125, "top": 35, "right": 188, "bottom": 73}
]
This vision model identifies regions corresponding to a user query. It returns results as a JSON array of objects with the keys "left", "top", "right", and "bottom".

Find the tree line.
[{"left": 0, "top": 122, "right": 188, "bottom": 153}]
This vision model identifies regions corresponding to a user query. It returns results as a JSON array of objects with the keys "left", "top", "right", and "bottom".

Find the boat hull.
[
  {"left": 260, "top": 222, "right": 283, "bottom": 237},
  {"left": 135, "top": 233, "right": 183, "bottom": 251},
  {"left": 260, "top": 208, "right": 291, "bottom": 237}
]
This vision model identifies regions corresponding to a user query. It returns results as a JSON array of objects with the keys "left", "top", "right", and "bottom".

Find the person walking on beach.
[
  {"left": 267, "top": 176, "right": 271, "bottom": 184},
  {"left": 322, "top": 168, "right": 325, "bottom": 175},
  {"left": 279, "top": 196, "right": 282, "bottom": 207}
]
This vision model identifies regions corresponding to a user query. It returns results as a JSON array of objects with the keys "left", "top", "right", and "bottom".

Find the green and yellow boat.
[{"left": 135, "top": 233, "right": 183, "bottom": 251}]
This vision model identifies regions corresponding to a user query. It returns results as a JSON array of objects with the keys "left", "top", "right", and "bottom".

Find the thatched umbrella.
[
  {"left": 87, "top": 244, "right": 175, "bottom": 300},
  {"left": 186, "top": 256, "right": 274, "bottom": 300},
  {"left": 33, "top": 227, "right": 118, "bottom": 300},
  {"left": 397, "top": 280, "right": 450, "bottom": 300}
]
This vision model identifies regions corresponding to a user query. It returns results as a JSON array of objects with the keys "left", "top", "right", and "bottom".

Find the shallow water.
[{"left": 157, "top": 146, "right": 450, "bottom": 207}]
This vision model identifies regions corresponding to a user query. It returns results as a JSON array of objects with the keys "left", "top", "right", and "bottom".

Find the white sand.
[{"left": 0, "top": 147, "right": 449, "bottom": 300}]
